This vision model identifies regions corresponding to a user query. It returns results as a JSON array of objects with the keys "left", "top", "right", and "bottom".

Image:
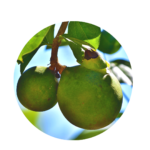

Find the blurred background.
[{"left": 13, "top": 22, "right": 133, "bottom": 140}]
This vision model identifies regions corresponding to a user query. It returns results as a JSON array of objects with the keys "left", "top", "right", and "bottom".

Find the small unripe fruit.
[{"left": 17, "top": 66, "right": 58, "bottom": 111}]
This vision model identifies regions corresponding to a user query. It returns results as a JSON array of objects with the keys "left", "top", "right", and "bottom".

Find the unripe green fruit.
[
  {"left": 57, "top": 65, "right": 123, "bottom": 130},
  {"left": 17, "top": 66, "right": 58, "bottom": 111}
]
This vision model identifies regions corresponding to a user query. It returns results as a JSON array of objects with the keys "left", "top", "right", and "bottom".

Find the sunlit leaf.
[
  {"left": 22, "top": 109, "right": 41, "bottom": 130},
  {"left": 17, "top": 24, "right": 55, "bottom": 74},
  {"left": 68, "top": 21, "right": 101, "bottom": 49},
  {"left": 98, "top": 30, "right": 121, "bottom": 54},
  {"left": 62, "top": 34, "right": 95, "bottom": 63}
]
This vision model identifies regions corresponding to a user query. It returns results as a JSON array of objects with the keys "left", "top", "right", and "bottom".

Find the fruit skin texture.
[
  {"left": 17, "top": 66, "right": 58, "bottom": 111},
  {"left": 57, "top": 65, "right": 123, "bottom": 130}
]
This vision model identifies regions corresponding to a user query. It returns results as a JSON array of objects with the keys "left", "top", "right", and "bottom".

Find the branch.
[{"left": 49, "top": 21, "right": 68, "bottom": 74}]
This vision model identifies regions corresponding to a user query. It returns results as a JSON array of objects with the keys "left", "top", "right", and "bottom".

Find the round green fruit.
[
  {"left": 17, "top": 66, "right": 58, "bottom": 111},
  {"left": 57, "top": 65, "right": 123, "bottom": 130}
]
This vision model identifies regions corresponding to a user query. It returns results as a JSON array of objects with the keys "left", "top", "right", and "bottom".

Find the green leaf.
[
  {"left": 62, "top": 34, "right": 95, "bottom": 63},
  {"left": 22, "top": 109, "right": 41, "bottom": 130},
  {"left": 45, "top": 38, "right": 68, "bottom": 50},
  {"left": 68, "top": 21, "right": 101, "bottom": 49},
  {"left": 81, "top": 55, "right": 108, "bottom": 71},
  {"left": 41, "top": 25, "right": 55, "bottom": 45},
  {"left": 17, "top": 24, "right": 55, "bottom": 74},
  {"left": 73, "top": 129, "right": 106, "bottom": 140},
  {"left": 98, "top": 30, "right": 121, "bottom": 54},
  {"left": 20, "top": 49, "right": 38, "bottom": 74},
  {"left": 110, "top": 59, "right": 133, "bottom": 85}
]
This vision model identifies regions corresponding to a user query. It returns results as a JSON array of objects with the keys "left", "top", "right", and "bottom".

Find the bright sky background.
[{"left": 13, "top": 22, "right": 133, "bottom": 141}]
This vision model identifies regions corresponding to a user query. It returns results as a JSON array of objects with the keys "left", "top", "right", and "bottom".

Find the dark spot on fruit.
[{"left": 48, "top": 98, "right": 51, "bottom": 101}]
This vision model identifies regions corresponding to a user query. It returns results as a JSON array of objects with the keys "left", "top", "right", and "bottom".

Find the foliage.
[
  {"left": 22, "top": 109, "right": 41, "bottom": 130},
  {"left": 98, "top": 30, "right": 121, "bottom": 54},
  {"left": 17, "top": 25, "right": 55, "bottom": 74}
]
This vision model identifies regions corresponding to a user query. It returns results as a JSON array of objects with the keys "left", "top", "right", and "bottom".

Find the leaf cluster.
[{"left": 17, "top": 20, "right": 132, "bottom": 104}]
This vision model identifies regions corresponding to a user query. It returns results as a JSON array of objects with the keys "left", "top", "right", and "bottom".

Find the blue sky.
[{"left": 13, "top": 22, "right": 133, "bottom": 141}]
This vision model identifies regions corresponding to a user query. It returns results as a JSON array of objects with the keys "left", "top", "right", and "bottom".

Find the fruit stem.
[{"left": 49, "top": 21, "right": 69, "bottom": 74}]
